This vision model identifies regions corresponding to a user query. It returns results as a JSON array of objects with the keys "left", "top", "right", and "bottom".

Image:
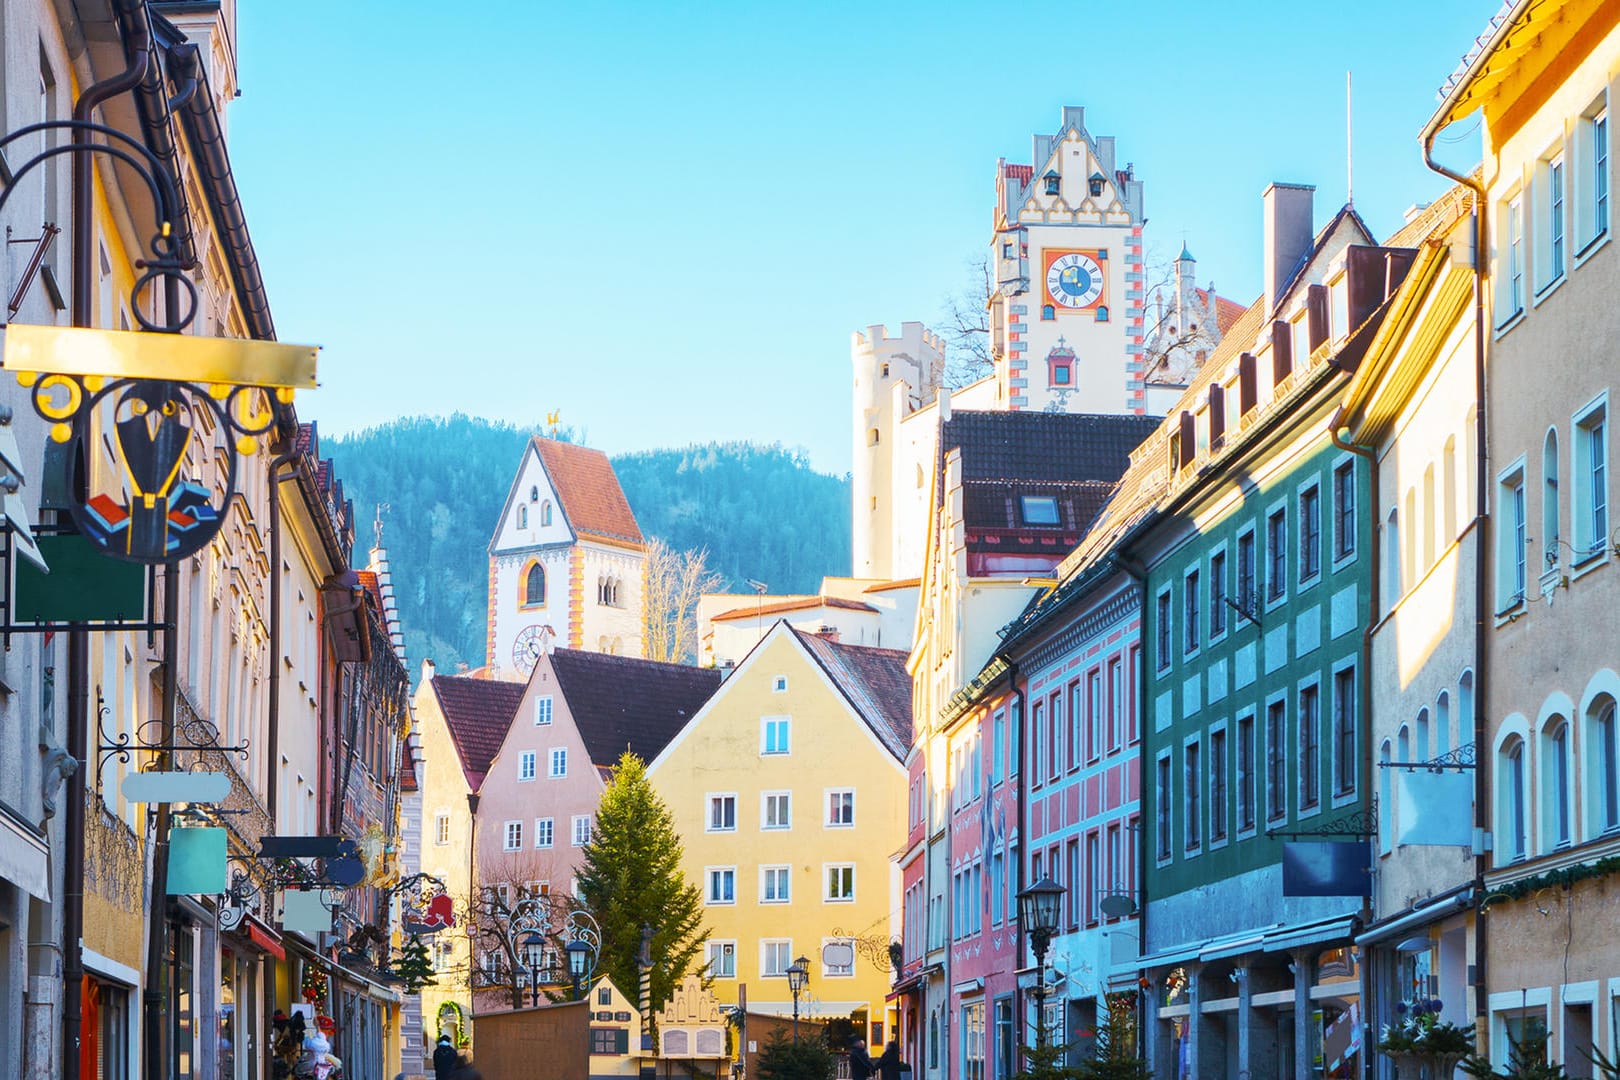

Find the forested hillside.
[{"left": 328, "top": 417, "right": 850, "bottom": 675}]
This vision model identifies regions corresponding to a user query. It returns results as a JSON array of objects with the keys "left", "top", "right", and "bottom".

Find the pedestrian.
[
  {"left": 432, "top": 1034, "right": 459, "bottom": 1080},
  {"left": 848, "top": 1036, "right": 874, "bottom": 1080},
  {"left": 876, "top": 1038, "right": 902, "bottom": 1080}
]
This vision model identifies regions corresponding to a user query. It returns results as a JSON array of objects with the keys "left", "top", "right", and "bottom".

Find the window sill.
[
  {"left": 1532, "top": 273, "right": 1567, "bottom": 308},
  {"left": 1571, "top": 550, "right": 1610, "bottom": 580},
  {"left": 1494, "top": 598, "right": 1528, "bottom": 626},
  {"left": 1331, "top": 550, "right": 1358, "bottom": 573},
  {"left": 1298, "top": 572, "right": 1322, "bottom": 593},
  {"left": 1494, "top": 309, "right": 1526, "bottom": 339},
  {"left": 1574, "top": 229, "right": 1610, "bottom": 268}
]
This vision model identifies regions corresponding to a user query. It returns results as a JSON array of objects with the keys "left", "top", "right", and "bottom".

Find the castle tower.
[
  {"left": 851, "top": 322, "right": 945, "bottom": 580},
  {"left": 989, "top": 106, "right": 1147, "bottom": 414}
]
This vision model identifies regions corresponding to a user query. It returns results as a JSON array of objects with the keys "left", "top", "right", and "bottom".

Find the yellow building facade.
[{"left": 648, "top": 622, "right": 910, "bottom": 1047}]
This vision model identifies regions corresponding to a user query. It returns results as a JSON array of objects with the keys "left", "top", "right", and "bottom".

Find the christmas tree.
[{"left": 393, "top": 935, "right": 437, "bottom": 992}]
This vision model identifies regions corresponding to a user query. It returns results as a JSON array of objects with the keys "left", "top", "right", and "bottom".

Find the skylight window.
[{"left": 1021, "top": 496, "right": 1060, "bottom": 526}]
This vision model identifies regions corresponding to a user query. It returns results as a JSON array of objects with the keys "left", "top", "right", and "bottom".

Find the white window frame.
[
  {"left": 1573, "top": 393, "right": 1610, "bottom": 566},
  {"left": 760, "top": 939, "right": 793, "bottom": 978},
  {"left": 1496, "top": 457, "right": 1529, "bottom": 614},
  {"left": 548, "top": 747, "right": 568, "bottom": 778},
  {"left": 535, "top": 816, "right": 554, "bottom": 849},
  {"left": 824, "top": 863, "right": 856, "bottom": 903},
  {"left": 760, "top": 864, "right": 791, "bottom": 904},
  {"left": 1207, "top": 719, "right": 1229, "bottom": 848},
  {"left": 434, "top": 813, "right": 450, "bottom": 846},
  {"left": 772, "top": 675, "right": 789, "bottom": 693},
  {"left": 1183, "top": 733, "right": 1202, "bottom": 854},
  {"left": 1540, "top": 714, "right": 1575, "bottom": 853},
  {"left": 1500, "top": 192, "right": 1526, "bottom": 325},
  {"left": 503, "top": 820, "right": 523, "bottom": 852},
  {"left": 571, "top": 814, "right": 591, "bottom": 847},
  {"left": 761, "top": 715, "right": 791, "bottom": 755},
  {"left": 517, "top": 749, "right": 536, "bottom": 782},
  {"left": 706, "top": 940, "right": 737, "bottom": 979},
  {"left": 534, "top": 695, "right": 553, "bottom": 725},
  {"left": 1535, "top": 149, "right": 1567, "bottom": 297},
  {"left": 1330, "top": 657, "right": 1360, "bottom": 806},
  {"left": 707, "top": 793, "right": 738, "bottom": 833},
  {"left": 705, "top": 866, "right": 736, "bottom": 906},
  {"left": 825, "top": 788, "right": 856, "bottom": 828},
  {"left": 1207, "top": 542, "right": 1229, "bottom": 644},
  {"left": 761, "top": 790, "right": 791, "bottom": 831},
  {"left": 1576, "top": 98, "right": 1610, "bottom": 258}
]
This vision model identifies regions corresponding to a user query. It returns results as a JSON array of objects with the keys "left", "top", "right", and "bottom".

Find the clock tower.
[{"left": 989, "top": 106, "right": 1147, "bottom": 414}]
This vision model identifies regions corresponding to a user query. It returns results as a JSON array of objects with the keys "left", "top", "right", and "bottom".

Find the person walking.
[
  {"left": 432, "top": 1035, "right": 459, "bottom": 1080},
  {"left": 849, "top": 1037, "right": 875, "bottom": 1080},
  {"left": 876, "top": 1039, "right": 902, "bottom": 1080}
]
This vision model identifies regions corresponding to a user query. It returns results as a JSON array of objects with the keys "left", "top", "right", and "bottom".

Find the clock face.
[
  {"left": 1045, "top": 252, "right": 1104, "bottom": 310},
  {"left": 512, "top": 624, "right": 549, "bottom": 673}
]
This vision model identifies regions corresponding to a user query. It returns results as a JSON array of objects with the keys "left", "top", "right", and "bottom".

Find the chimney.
[
  {"left": 1263, "top": 183, "right": 1316, "bottom": 315},
  {"left": 421, "top": 658, "right": 436, "bottom": 683},
  {"left": 816, "top": 625, "right": 840, "bottom": 643}
]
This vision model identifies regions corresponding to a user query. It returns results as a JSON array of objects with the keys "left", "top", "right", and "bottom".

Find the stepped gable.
[
  {"left": 548, "top": 649, "right": 723, "bottom": 768},
  {"left": 431, "top": 674, "right": 527, "bottom": 790},
  {"left": 532, "top": 437, "right": 644, "bottom": 546},
  {"left": 791, "top": 628, "right": 912, "bottom": 759}
]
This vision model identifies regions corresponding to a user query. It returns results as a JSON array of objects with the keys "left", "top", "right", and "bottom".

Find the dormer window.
[
  {"left": 1020, "top": 496, "right": 1060, "bottom": 526},
  {"left": 1044, "top": 171, "right": 1061, "bottom": 196},
  {"left": 1088, "top": 172, "right": 1107, "bottom": 197}
]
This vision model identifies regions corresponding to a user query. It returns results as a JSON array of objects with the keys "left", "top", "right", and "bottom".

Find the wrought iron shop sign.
[{"left": 1, "top": 325, "right": 318, "bottom": 564}]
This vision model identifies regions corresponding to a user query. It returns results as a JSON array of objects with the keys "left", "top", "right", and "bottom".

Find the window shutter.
[
  {"left": 1239, "top": 353, "right": 1257, "bottom": 415},
  {"left": 1209, "top": 384, "right": 1226, "bottom": 449},
  {"left": 1271, "top": 321, "right": 1292, "bottom": 383},
  {"left": 1307, "top": 283, "right": 1329, "bottom": 351},
  {"left": 1178, "top": 411, "right": 1196, "bottom": 469}
]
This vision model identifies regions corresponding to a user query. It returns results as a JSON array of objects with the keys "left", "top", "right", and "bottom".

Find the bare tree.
[
  {"left": 940, "top": 254, "right": 995, "bottom": 389},
  {"left": 467, "top": 850, "right": 581, "bottom": 1011},
  {"left": 642, "top": 539, "right": 724, "bottom": 664}
]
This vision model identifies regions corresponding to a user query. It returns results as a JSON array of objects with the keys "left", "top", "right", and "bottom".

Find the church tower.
[{"left": 989, "top": 106, "right": 1147, "bottom": 414}]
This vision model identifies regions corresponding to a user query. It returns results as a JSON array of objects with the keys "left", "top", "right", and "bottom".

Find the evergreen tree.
[
  {"left": 575, "top": 753, "right": 706, "bottom": 1021},
  {"left": 1013, "top": 1010, "right": 1083, "bottom": 1080},
  {"left": 1075, "top": 997, "right": 1149, "bottom": 1080},
  {"left": 756, "top": 1031, "right": 836, "bottom": 1080},
  {"left": 1463, "top": 1028, "right": 1568, "bottom": 1079},
  {"left": 392, "top": 934, "right": 436, "bottom": 992}
]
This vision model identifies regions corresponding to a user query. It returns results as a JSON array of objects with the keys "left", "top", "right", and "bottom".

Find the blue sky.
[{"left": 230, "top": 0, "right": 1489, "bottom": 475}]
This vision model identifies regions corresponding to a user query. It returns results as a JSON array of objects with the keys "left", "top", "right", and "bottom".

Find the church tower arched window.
[{"left": 525, "top": 563, "right": 546, "bottom": 606}]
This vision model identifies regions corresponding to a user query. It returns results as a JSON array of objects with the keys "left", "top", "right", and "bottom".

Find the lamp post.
[
  {"left": 518, "top": 930, "right": 545, "bottom": 1008},
  {"left": 1017, "top": 877, "right": 1065, "bottom": 1057},
  {"left": 567, "top": 938, "right": 591, "bottom": 1001},
  {"left": 786, "top": 954, "right": 810, "bottom": 1043}
]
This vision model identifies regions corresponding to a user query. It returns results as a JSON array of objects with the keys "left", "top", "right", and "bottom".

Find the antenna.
[
  {"left": 1346, "top": 70, "right": 1354, "bottom": 207},
  {"left": 374, "top": 501, "right": 389, "bottom": 548}
]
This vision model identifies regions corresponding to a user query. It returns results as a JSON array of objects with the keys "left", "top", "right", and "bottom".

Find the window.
[
  {"left": 1237, "top": 714, "right": 1256, "bottom": 831},
  {"left": 1499, "top": 468, "right": 1528, "bottom": 607},
  {"left": 825, "top": 864, "right": 855, "bottom": 902},
  {"left": 503, "top": 821, "right": 523, "bottom": 851},
  {"left": 541, "top": 501, "right": 552, "bottom": 526},
  {"left": 1052, "top": 364, "right": 1071, "bottom": 386},
  {"left": 1267, "top": 508, "right": 1287, "bottom": 600},
  {"left": 707, "top": 868, "right": 736, "bottom": 904},
  {"left": 534, "top": 695, "right": 553, "bottom": 725},
  {"left": 1300, "top": 484, "right": 1321, "bottom": 580},
  {"left": 827, "top": 789, "right": 855, "bottom": 827},
  {"left": 1332, "top": 461, "right": 1356, "bottom": 560},
  {"left": 1545, "top": 430, "right": 1562, "bottom": 560},
  {"left": 1155, "top": 754, "right": 1172, "bottom": 860},
  {"left": 1590, "top": 106, "right": 1611, "bottom": 243},
  {"left": 761, "top": 865, "right": 790, "bottom": 903},
  {"left": 1502, "top": 738, "right": 1527, "bottom": 863},
  {"left": 1265, "top": 700, "right": 1286, "bottom": 820},
  {"left": 1044, "top": 172, "right": 1060, "bottom": 195},
  {"left": 517, "top": 504, "right": 528, "bottom": 529},
  {"left": 1065, "top": 839, "right": 1080, "bottom": 930},
  {"left": 535, "top": 817, "right": 554, "bottom": 848},
  {"left": 549, "top": 748, "right": 567, "bottom": 778},
  {"left": 772, "top": 675, "right": 788, "bottom": 693},
  {"left": 1209, "top": 551, "right": 1227, "bottom": 636},
  {"left": 1546, "top": 154, "right": 1567, "bottom": 287},
  {"left": 1332, "top": 667, "right": 1357, "bottom": 797},
  {"left": 1042, "top": 304, "right": 1055, "bottom": 321},
  {"left": 571, "top": 814, "right": 591, "bottom": 846},
  {"left": 1210, "top": 728, "right": 1228, "bottom": 843},
  {"left": 1594, "top": 698, "right": 1619, "bottom": 834},
  {"left": 1506, "top": 195, "right": 1525, "bottom": 317},
  {"left": 1184, "top": 568, "right": 1201, "bottom": 653},
  {"left": 1300, "top": 684, "right": 1321, "bottom": 810},
  {"left": 1229, "top": 529, "right": 1255, "bottom": 614},
  {"left": 1108, "top": 660, "right": 1124, "bottom": 752},
  {"left": 961, "top": 1002, "right": 986, "bottom": 1080},
  {"left": 434, "top": 813, "right": 450, "bottom": 846},
  {"left": 1085, "top": 832, "right": 1101, "bottom": 925},
  {"left": 1021, "top": 496, "right": 1060, "bottom": 525},
  {"left": 1047, "top": 696, "right": 1062, "bottom": 781},
  {"left": 1545, "top": 720, "right": 1573, "bottom": 850},
  {"left": 591, "top": 1028, "right": 629, "bottom": 1055},
  {"left": 761, "top": 716, "right": 790, "bottom": 755},
  {"left": 762, "top": 791, "right": 791, "bottom": 830},
  {"left": 761, "top": 940, "right": 792, "bottom": 977},
  {"left": 708, "top": 794, "right": 737, "bottom": 832},
  {"left": 1156, "top": 589, "right": 1172, "bottom": 670},
  {"left": 1184, "top": 740, "right": 1202, "bottom": 851},
  {"left": 525, "top": 563, "right": 546, "bottom": 606},
  {"left": 1030, "top": 701, "right": 1044, "bottom": 784},
  {"left": 518, "top": 750, "right": 536, "bottom": 781},
  {"left": 992, "top": 711, "right": 1005, "bottom": 784},
  {"left": 1575, "top": 402, "right": 1608, "bottom": 559}
]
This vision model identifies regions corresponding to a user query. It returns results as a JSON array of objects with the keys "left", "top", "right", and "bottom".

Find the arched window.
[
  {"left": 1436, "top": 691, "right": 1452, "bottom": 755},
  {"left": 1543, "top": 718, "right": 1572, "bottom": 851},
  {"left": 1414, "top": 708, "right": 1430, "bottom": 762},
  {"left": 1592, "top": 696, "right": 1619, "bottom": 835},
  {"left": 1459, "top": 672, "right": 1474, "bottom": 738},
  {"left": 1404, "top": 488, "right": 1417, "bottom": 585},
  {"left": 1095, "top": 305, "right": 1110, "bottom": 322},
  {"left": 525, "top": 563, "right": 546, "bottom": 606},
  {"left": 1543, "top": 428, "right": 1561, "bottom": 563},
  {"left": 517, "top": 504, "right": 528, "bottom": 529},
  {"left": 541, "top": 501, "right": 553, "bottom": 527},
  {"left": 929, "top": 1011, "right": 939, "bottom": 1068},
  {"left": 1442, "top": 436, "right": 1458, "bottom": 540},
  {"left": 1501, "top": 737, "right": 1527, "bottom": 863},
  {"left": 1422, "top": 463, "right": 1437, "bottom": 570},
  {"left": 529, "top": 485, "right": 539, "bottom": 502},
  {"left": 1379, "top": 739, "right": 1393, "bottom": 855},
  {"left": 869, "top": 428, "right": 881, "bottom": 446},
  {"left": 1385, "top": 508, "right": 1402, "bottom": 607}
]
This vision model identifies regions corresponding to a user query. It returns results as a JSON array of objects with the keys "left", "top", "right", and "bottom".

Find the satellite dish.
[{"left": 1098, "top": 893, "right": 1137, "bottom": 918}]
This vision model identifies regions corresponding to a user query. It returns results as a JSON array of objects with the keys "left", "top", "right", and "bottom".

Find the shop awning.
[
  {"left": 1355, "top": 886, "right": 1472, "bottom": 947},
  {"left": 1138, "top": 914, "right": 1361, "bottom": 970},
  {"left": 246, "top": 919, "right": 286, "bottom": 961}
]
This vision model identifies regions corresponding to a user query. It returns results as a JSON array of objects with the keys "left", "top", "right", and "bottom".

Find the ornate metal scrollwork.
[
  {"left": 1266, "top": 797, "right": 1379, "bottom": 839},
  {"left": 1378, "top": 741, "right": 1477, "bottom": 773}
]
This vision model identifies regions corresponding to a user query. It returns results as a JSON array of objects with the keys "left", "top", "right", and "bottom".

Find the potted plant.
[{"left": 1379, "top": 999, "right": 1474, "bottom": 1078}]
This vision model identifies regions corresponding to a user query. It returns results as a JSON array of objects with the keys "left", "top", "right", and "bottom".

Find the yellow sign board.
[{"left": 1, "top": 324, "right": 318, "bottom": 389}]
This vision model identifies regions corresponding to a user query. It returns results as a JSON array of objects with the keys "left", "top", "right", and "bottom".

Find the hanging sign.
[
  {"left": 168, "top": 827, "right": 227, "bottom": 894},
  {"left": 122, "top": 770, "right": 231, "bottom": 804}
]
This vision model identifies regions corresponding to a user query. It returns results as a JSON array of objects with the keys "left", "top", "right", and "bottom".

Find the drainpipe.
[
  {"left": 1421, "top": 133, "right": 1490, "bottom": 1054},
  {"left": 265, "top": 448, "right": 301, "bottom": 825},
  {"left": 67, "top": 24, "right": 151, "bottom": 1080}
]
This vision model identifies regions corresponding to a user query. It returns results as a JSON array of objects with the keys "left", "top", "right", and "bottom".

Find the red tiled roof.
[
  {"left": 1003, "top": 164, "right": 1033, "bottom": 182},
  {"left": 864, "top": 578, "right": 920, "bottom": 593},
  {"left": 431, "top": 674, "right": 526, "bottom": 790},
  {"left": 549, "top": 649, "right": 722, "bottom": 767},
  {"left": 532, "top": 438, "right": 644, "bottom": 547},
  {"left": 710, "top": 595, "right": 878, "bottom": 623},
  {"left": 792, "top": 628, "right": 912, "bottom": 759},
  {"left": 1193, "top": 290, "right": 1248, "bottom": 336}
]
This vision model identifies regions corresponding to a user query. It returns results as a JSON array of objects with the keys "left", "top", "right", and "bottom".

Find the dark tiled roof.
[
  {"left": 431, "top": 674, "right": 527, "bottom": 790},
  {"left": 549, "top": 649, "right": 722, "bottom": 767},
  {"left": 791, "top": 628, "right": 912, "bottom": 759},
  {"left": 710, "top": 595, "right": 877, "bottom": 623},
  {"left": 532, "top": 438, "right": 644, "bottom": 547},
  {"left": 961, "top": 478, "right": 1118, "bottom": 551}
]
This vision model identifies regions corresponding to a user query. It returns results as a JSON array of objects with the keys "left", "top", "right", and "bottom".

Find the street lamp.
[
  {"left": 1018, "top": 877, "right": 1065, "bottom": 1056},
  {"left": 567, "top": 938, "right": 591, "bottom": 1001},
  {"left": 786, "top": 954, "right": 810, "bottom": 1043},
  {"left": 518, "top": 930, "right": 546, "bottom": 1008}
]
